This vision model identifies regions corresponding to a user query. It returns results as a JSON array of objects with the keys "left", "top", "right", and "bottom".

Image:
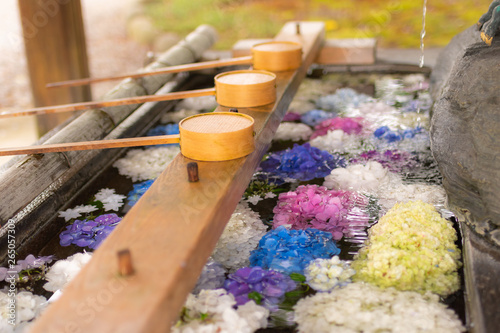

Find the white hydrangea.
[
  {"left": 94, "top": 188, "right": 126, "bottom": 212},
  {"left": 293, "top": 282, "right": 465, "bottom": 333},
  {"left": 309, "top": 129, "right": 369, "bottom": 155},
  {"left": 304, "top": 256, "right": 355, "bottom": 292},
  {"left": 323, "top": 162, "right": 446, "bottom": 212},
  {"left": 344, "top": 101, "right": 402, "bottom": 130},
  {"left": 402, "top": 74, "right": 426, "bottom": 87},
  {"left": 212, "top": 202, "right": 267, "bottom": 272},
  {"left": 0, "top": 289, "right": 47, "bottom": 332},
  {"left": 172, "top": 289, "right": 269, "bottom": 333},
  {"left": 43, "top": 252, "right": 93, "bottom": 292},
  {"left": 323, "top": 161, "right": 399, "bottom": 194},
  {"left": 377, "top": 181, "right": 447, "bottom": 212},
  {"left": 273, "top": 122, "right": 312, "bottom": 142},
  {"left": 246, "top": 195, "right": 262, "bottom": 206},
  {"left": 113, "top": 146, "right": 180, "bottom": 181}
]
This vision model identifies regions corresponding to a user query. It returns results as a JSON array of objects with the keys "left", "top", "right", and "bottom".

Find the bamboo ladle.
[
  {"left": 46, "top": 41, "right": 302, "bottom": 88},
  {"left": 0, "top": 112, "right": 255, "bottom": 161},
  {"left": 0, "top": 70, "right": 276, "bottom": 119}
]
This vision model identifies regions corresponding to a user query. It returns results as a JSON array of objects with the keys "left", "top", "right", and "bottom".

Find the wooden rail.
[{"left": 30, "top": 21, "right": 325, "bottom": 333}]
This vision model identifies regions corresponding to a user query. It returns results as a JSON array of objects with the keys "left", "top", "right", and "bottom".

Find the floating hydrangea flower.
[
  {"left": 273, "top": 185, "right": 370, "bottom": 241},
  {"left": 113, "top": 146, "right": 180, "bottom": 181},
  {"left": 192, "top": 258, "right": 227, "bottom": 295},
  {"left": 259, "top": 143, "right": 346, "bottom": 181},
  {"left": 212, "top": 202, "right": 268, "bottom": 272},
  {"left": 94, "top": 188, "right": 126, "bottom": 212},
  {"left": 350, "top": 149, "right": 418, "bottom": 174},
  {"left": 127, "top": 179, "right": 155, "bottom": 207},
  {"left": 146, "top": 123, "right": 180, "bottom": 147},
  {"left": 173, "top": 289, "right": 269, "bottom": 333},
  {"left": 316, "top": 88, "right": 373, "bottom": 113},
  {"left": 374, "top": 125, "right": 424, "bottom": 142},
  {"left": 401, "top": 96, "right": 432, "bottom": 113},
  {"left": 273, "top": 122, "right": 312, "bottom": 142},
  {"left": 0, "top": 289, "right": 47, "bottom": 332},
  {"left": 44, "top": 252, "right": 93, "bottom": 292},
  {"left": 352, "top": 201, "right": 462, "bottom": 296},
  {"left": 249, "top": 226, "right": 341, "bottom": 275},
  {"left": 300, "top": 109, "right": 335, "bottom": 126},
  {"left": 323, "top": 161, "right": 399, "bottom": 194},
  {"left": 282, "top": 111, "right": 302, "bottom": 122},
  {"left": 309, "top": 129, "right": 370, "bottom": 156},
  {"left": 376, "top": 181, "right": 447, "bottom": 212},
  {"left": 0, "top": 254, "right": 54, "bottom": 283},
  {"left": 310, "top": 117, "right": 364, "bottom": 139},
  {"left": 293, "top": 282, "right": 465, "bottom": 333},
  {"left": 59, "top": 213, "right": 122, "bottom": 250},
  {"left": 224, "top": 266, "right": 297, "bottom": 310},
  {"left": 304, "top": 256, "right": 355, "bottom": 292},
  {"left": 244, "top": 174, "right": 285, "bottom": 205}
]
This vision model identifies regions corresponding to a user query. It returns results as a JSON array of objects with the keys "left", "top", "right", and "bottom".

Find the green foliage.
[
  {"left": 144, "top": 0, "right": 486, "bottom": 49},
  {"left": 248, "top": 291, "right": 263, "bottom": 304}
]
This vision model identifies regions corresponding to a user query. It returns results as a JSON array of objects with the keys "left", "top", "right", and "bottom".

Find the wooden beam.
[
  {"left": 17, "top": 0, "right": 91, "bottom": 136},
  {"left": 30, "top": 21, "right": 325, "bottom": 333}
]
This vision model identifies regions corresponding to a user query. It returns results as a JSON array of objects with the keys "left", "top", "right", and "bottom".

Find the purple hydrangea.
[
  {"left": 273, "top": 185, "right": 370, "bottom": 241},
  {"left": 59, "top": 213, "right": 121, "bottom": 249},
  {"left": 127, "top": 179, "right": 155, "bottom": 207},
  {"left": 0, "top": 254, "right": 54, "bottom": 282},
  {"left": 249, "top": 226, "right": 341, "bottom": 275},
  {"left": 259, "top": 143, "right": 346, "bottom": 181},
  {"left": 350, "top": 149, "right": 418, "bottom": 174},
  {"left": 223, "top": 266, "right": 297, "bottom": 310},
  {"left": 282, "top": 111, "right": 302, "bottom": 122}
]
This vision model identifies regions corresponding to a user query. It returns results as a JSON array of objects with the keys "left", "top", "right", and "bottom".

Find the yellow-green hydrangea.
[{"left": 352, "top": 201, "right": 461, "bottom": 296}]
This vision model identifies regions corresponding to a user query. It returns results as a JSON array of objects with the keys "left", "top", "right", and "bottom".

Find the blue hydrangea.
[
  {"left": 127, "top": 179, "right": 155, "bottom": 207},
  {"left": 59, "top": 213, "right": 121, "bottom": 249},
  {"left": 259, "top": 143, "right": 346, "bottom": 181},
  {"left": 249, "top": 226, "right": 341, "bottom": 275},
  {"left": 300, "top": 109, "right": 335, "bottom": 126},
  {"left": 316, "top": 88, "right": 372, "bottom": 113},
  {"left": 374, "top": 126, "right": 424, "bottom": 143},
  {"left": 146, "top": 124, "right": 179, "bottom": 147}
]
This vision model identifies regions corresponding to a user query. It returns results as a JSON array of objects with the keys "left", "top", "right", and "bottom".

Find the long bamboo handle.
[
  {"left": 0, "top": 88, "right": 216, "bottom": 119},
  {"left": 0, "top": 134, "right": 181, "bottom": 156},
  {"left": 46, "top": 56, "right": 253, "bottom": 88}
]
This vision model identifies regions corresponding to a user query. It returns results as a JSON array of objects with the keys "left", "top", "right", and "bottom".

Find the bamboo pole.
[
  {"left": 0, "top": 88, "right": 216, "bottom": 118},
  {"left": 0, "top": 135, "right": 180, "bottom": 156},
  {"left": 46, "top": 56, "right": 253, "bottom": 88}
]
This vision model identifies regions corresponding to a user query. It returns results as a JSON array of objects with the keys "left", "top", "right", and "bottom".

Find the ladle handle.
[
  {"left": 0, "top": 134, "right": 181, "bottom": 156},
  {"left": 46, "top": 56, "right": 253, "bottom": 88},
  {"left": 0, "top": 88, "right": 216, "bottom": 119}
]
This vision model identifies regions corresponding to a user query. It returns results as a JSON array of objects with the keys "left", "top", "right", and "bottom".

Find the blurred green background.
[{"left": 144, "top": 0, "right": 486, "bottom": 50}]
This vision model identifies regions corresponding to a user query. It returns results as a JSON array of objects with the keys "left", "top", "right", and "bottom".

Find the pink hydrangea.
[
  {"left": 272, "top": 185, "right": 370, "bottom": 240},
  {"left": 310, "top": 117, "right": 364, "bottom": 140}
]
